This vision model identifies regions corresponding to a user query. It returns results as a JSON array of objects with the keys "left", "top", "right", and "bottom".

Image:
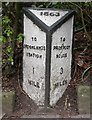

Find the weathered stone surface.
[
  {"left": 23, "top": 14, "right": 46, "bottom": 106},
  {"left": 2, "top": 91, "right": 15, "bottom": 114},
  {"left": 22, "top": 114, "right": 91, "bottom": 118},
  {"left": 29, "top": 9, "right": 68, "bottom": 26},
  {"left": 22, "top": 114, "right": 61, "bottom": 118},
  {"left": 22, "top": 107, "right": 61, "bottom": 118},
  {"left": 50, "top": 17, "right": 74, "bottom": 106},
  {"left": 23, "top": 8, "right": 74, "bottom": 106},
  {"left": 77, "top": 85, "right": 90, "bottom": 114},
  {"left": 71, "top": 114, "right": 90, "bottom": 118}
]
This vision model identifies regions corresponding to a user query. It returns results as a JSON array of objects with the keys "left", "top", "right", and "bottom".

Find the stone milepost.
[{"left": 23, "top": 8, "right": 74, "bottom": 107}]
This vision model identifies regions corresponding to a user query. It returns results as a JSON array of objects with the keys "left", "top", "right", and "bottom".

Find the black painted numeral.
[
  {"left": 55, "top": 12, "right": 60, "bottom": 16},
  {"left": 44, "top": 12, "right": 48, "bottom": 16},
  {"left": 40, "top": 12, "right": 60, "bottom": 17},
  {"left": 33, "top": 67, "right": 34, "bottom": 74},
  {"left": 60, "top": 67, "right": 63, "bottom": 75}
]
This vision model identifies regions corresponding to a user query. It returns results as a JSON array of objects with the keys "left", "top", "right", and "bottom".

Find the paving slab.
[
  {"left": 71, "top": 114, "right": 91, "bottom": 118},
  {"left": 77, "top": 85, "right": 90, "bottom": 114},
  {"left": 22, "top": 114, "right": 91, "bottom": 118},
  {"left": 2, "top": 91, "right": 15, "bottom": 114}
]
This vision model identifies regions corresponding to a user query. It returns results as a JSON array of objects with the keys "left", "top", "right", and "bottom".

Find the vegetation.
[{"left": 1, "top": 2, "right": 92, "bottom": 118}]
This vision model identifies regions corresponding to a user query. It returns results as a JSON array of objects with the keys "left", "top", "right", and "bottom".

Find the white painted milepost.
[
  {"left": 23, "top": 8, "right": 74, "bottom": 107},
  {"left": 50, "top": 17, "right": 74, "bottom": 106},
  {"left": 29, "top": 9, "right": 68, "bottom": 26},
  {"left": 23, "top": 14, "right": 46, "bottom": 105}
]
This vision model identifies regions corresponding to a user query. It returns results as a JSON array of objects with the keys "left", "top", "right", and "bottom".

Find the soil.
[
  {"left": 2, "top": 31, "right": 92, "bottom": 119},
  {"left": 2, "top": 74, "right": 79, "bottom": 119}
]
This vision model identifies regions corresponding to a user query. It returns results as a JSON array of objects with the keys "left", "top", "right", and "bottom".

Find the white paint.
[
  {"left": 50, "top": 16, "right": 74, "bottom": 106},
  {"left": 23, "top": 9, "right": 74, "bottom": 106},
  {"left": 23, "top": 15, "right": 46, "bottom": 105},
  {"left": 29, "top": 9, "right": 68, "bottom": 26}
]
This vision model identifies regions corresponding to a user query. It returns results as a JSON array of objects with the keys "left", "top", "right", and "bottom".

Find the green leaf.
[
  {"left": 7, "top": 46, "right": 12, "bottom": 53},
  {"left": 8, "top": 56, "right": 13, "bottom": 62},
  {"left": 0, "top": 36, "right": 6, "bottom": 44},
  {"left": 2, "top": 16, "right": 11, "bottom": 25},
  {"left": 17, "top": 33, "right": 24, "bottom": 42},
  {"left": 4, "top": 27, "right": 13, "bottom": 37},
  {"left": 2, "top": 59, "right": 6, "bottom": 64}
]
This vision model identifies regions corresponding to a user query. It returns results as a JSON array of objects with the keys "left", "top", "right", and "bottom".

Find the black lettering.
[
  {"left": 39, "top": 46, "right": 41, "bottom": 50},
  {"left": 32, "top": 37, "right": 33, "bottom": 41},
  {"left": 56, "top": 53, "right": 67, "bottom": 59},
  {"left": 50, "top": 12, "right": 54, "bottom": 16},
  {"left": 53, "top": 46, "right": 58, "bottom": 50},
  {"left": 64, "top": 53, "right": 67, "bottom": 57},
  {"left": 55, "top": 12, "right": 60, "bottom": 16},
  {"left": 44, "top": 12, "right": 49, "bottom": 16},
  {"left": 36, "top": 54, "right": 38, "bottom": 58},
  {"left": 59, "top": 82, "right": 61, "bottom": 86},
  {"left": 60, "top": 37, "right": 66, "bottom": 42},
  {"left": 30, "top": 53, "right": 32, "bottom": 57},
  {"left": 33, "top": 53, "right": 35, "bottom": 57},
  {"left": 63, "top": 80, "right": 67, "bottom": 85},
  {"left": 37, "top": 82, "right": 40, "bottom": 88},
  {"left": 40, "top": 12, "right": 43, "bottom": 16},
  {"left": 28, "top": 80, "right": 40, "bottom": 88},
  {"left": 56, "top": 54, "right": 59, "bottom": 58},
  {"left": 36, "top": 46, "right": 38, "bottom": 50},
  {"left": 53, "top": 44, "right": 70, "bottom": 51},
  {"left": 36, "top": 46, "right": 45, "bottom": 50},
  {"left": 33, "top": 67, "right": 34, "bottom": 74},
  {"left": 31, "top": 37, "right": 37, "bottom": 41},
  {"left": 26, "top": 52, "right": 42, "bottom": 59},
  {"left": 60, "top": 67, "right": 63, "bottom": 75},
  {"left": 40, "top": 12, "right": 60, "bottom": 17},
  {"left": 55, "top": 82, "right": 59, "bottom": 88},
  {"left": 24, "top": 44, "right": 46, "bottom": 51},
  {"left": 40, "top": 12, "right": 44, "bottom": 16},
  {"left": 63, "top": 37, "right": 66, "bottom": 42},
  {"left": 40, "top": 55, "right": 42, "bottom": 58},
  {"left": 26, "top": 53, "right": 29, "bottom": 56},
  {"left": 32, "top": 46, "right": 35, "bottom": 49},
  {"left": 67, "top": 46, "right": 70, "bottom": 49},
  {"left": 60, "top": 37, "right": 62, "bottom": 42},
  {"left": 59, "top": 46, "right": 63, "bottom": 50},
  {"left": 24, "top": 44, "right": 29, "bottom": 49},
  {"left": 54, "top": 80, "right": 67, "bottom": 89}
]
